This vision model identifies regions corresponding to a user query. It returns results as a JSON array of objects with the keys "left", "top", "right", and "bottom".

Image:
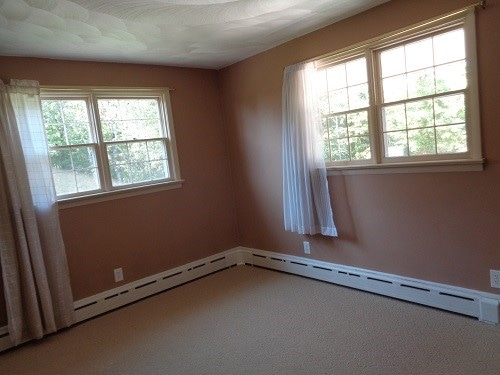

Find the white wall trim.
[{"left": 1, "top": 246, "right": 498, "bottom": 351}]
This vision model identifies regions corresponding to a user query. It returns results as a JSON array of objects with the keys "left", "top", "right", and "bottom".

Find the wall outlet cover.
[
  {"left": 114, "top": 268, "right": 124, "bottom": 282},
  {"left": 490, "top": 269, "right": 500, "bottom": 288},
  {"left": 303, "top": 241, "right": 311, "bottom": 254}
]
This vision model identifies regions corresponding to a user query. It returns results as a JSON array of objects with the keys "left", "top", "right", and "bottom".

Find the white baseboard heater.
[{"left": 1, "top": 246, "right": 498, "bottom": 352}]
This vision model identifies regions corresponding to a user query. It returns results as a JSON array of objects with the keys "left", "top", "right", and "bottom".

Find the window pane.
[
  {"left": 316, "top": 69, "right": 328, "bottom": 93},
  {"left": 98, "top": 98, "right": 163, "bottom": 142},
  {"left": 348, "top": 83, "right": 369, "bottom": 110},
  {"left": 49, "top": 146, "right": 99, "bottom": 195},
  {"left": 385, "top": 131, "right": 408, "bottom": 157},
  {"left": 107, "top": 144, "right": 128, "bottom": 165},
  {"left": 380, "top": 46, "right": 406, "bottom": 78},
  {"left": 407, "top": 68, "right": 435, "bottom": 98},
  {"left": 346, "top": 58, "right": 367, "bottom": 85},
  {"left": 347, "top": 111, "right": 369, "bottom": 136},
  {"left": 147, "top": 140, "right": 167, "bottom": 160},
  {"left": 327, "top": 65, "right": 347, "bottom": 90},
  {"left": 329, "top": 88, "right": 348, "bottom": 112},
  {"left": 150, "top": 160, "right": 169, "bottom": 180},
  {"left": 325, "top": 115, "right": 347, "bottom": 139},
  {"left": 129, "top": 141, "right": 148, "bottom": 162},
  {"left": 72, "top": 147, "right": 95, "bottom": 170},
  {"left": 433, "top": 28, "right": 465, "bottom": 65},
  {"left": 406, "top": 99, "right": 434, "bottom": 129},
  {"left": 75, "top": 168, "right": 100, "bottom": 192},
  {"left": 435, "top": 61, "right": 466, "bottom": 92},
  {"left": 323, "top": 139, "right": 332, "bottom": 161},
  {"left": 49, "top": 149, "right": 73, "bottom": 171},
  {"left": 408, "top": 128, "right": 436, "bottom": 155},
  {"left": 405, "top": 38, "right": 433, "bottom": 71},
  {"left": 434, "top": 94, "right": 465, "bottom": 126},
  {"left": 52, "top": 172, "right": 76, "bottom": 196},
  {"left": 330, "top": 138, "right": 350, "bottom": 161},
  {"left": 42, "top": 99, "right": 91, "bottom": 146},
  {"left": 319, "top": 92, "right": 329, "bottom": 115},
  {"left": 382, "top": 104, "right": 406, "bottom": 132},
  {"left": 110, "top": 164, "right": 131, "bottom": 186},
  {"left": 130, "top": 162, "right": 151, "bottom": 183},
  {"left": 349, "top": 136, "right": 371, "bottom": 160},
  {"left": 106, "top": 140, "right": 169, "bottom": 187},
  {"left": 436, "top": 124, "right": 467, "bottom": 154},
  {"left": 323, "top": 57, "right": 369, "bottom": 116},
  {"left": 382, "top": 74, "right": 407, "bottom": 103}
]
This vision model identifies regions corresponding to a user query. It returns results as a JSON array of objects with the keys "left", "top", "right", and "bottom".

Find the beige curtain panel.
[{"left": 0, "top": 79, "right": 74, "bottom": 346}]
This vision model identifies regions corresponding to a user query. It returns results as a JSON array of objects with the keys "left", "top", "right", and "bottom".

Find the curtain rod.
[{"left": 285, "top": 0, "right": 487, "bottom": 70}]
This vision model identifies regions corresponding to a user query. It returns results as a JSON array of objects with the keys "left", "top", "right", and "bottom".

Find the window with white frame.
[
  {"left": 41, "top": 88, "right": 181, "bottom": 198},
  {"left": 316, "top": 9, "right": 482, "bottom": 171}
]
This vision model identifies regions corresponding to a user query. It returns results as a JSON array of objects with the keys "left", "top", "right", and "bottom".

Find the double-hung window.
[
  {"left": 41, "top": 88, "right": 181, "bottom": 199},
  {"left": 316, "top": 9, "right": 482, "bottom": 173}
]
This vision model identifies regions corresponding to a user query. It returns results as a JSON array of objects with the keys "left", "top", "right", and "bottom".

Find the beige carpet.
[{"left": 0, "top": 266, "right": 499, "bottom": 374}]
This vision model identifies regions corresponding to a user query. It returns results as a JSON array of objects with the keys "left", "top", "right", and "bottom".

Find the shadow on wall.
[{"left": 330, "top": 174, "right": 358, "bottom": 244}]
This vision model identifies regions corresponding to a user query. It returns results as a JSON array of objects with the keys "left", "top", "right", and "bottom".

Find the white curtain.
[
  {"left": 0, "top": 79, "right": 74, "bottom": 345},
  {"left": 282, "top": 62, "right": 337, "bottom": 237}
]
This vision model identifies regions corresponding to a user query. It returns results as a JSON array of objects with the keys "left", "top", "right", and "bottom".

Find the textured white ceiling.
[{"left": 0, "top": 0, "right": 389, "bottom": 69}]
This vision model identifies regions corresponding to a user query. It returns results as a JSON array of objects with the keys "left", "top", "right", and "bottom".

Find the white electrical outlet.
[
  {"left": 114, "top": 268, "right": 124, "bottom": 282},
  {"left": 303, "top": 241, "right": 311, "bottom": 254},
  {"left": 491, "top": 270, "right": 500, "bottom": 288}
]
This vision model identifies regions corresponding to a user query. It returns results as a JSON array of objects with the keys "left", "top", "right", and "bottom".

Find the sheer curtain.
[
  {"left": 0, "top": 79, "right": 74, "bottom": 346},
  {"left": 282, "top": 62, "right": 337, "bottom": 237}
]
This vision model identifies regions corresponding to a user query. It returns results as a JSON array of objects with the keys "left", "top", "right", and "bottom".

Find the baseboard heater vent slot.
[
  {"left": 210, "top": 257, "right": 225, "bottom": 264},
  {"left": 439, "top": 292, "right": 475, "bottom": 302},
  {"left": 349, "top": 273, "right": 361, "bottom": 277},
  {"left": 74, "top": 301, "right": 97, "bottom": 311},
  {"left": 104, "top": 294, "right": 119, "bottom": 300},
  {"left": 163, "top": 271, "right": 182, "bottom": 280},
  {"left": 401, "top": 284, "right": 430, "bottom": 292},
  {"left": 135, "top": 280, "right": 157, "bottom": 290},
  {"left": 290, "top": 261, "right": 308, "bottom": 267},
  {"left": 192, "top": 263, "right": 206, "bottom": 270},
  {"left": 270, "top": 257, "right": 285, "bottom": 262},
  {"left": 253, "top": 254, "right": 266, "bottom": 259},
  {"left": 313, "top": 265, "right": 333, "bottom": 272},
  {"left": 367, "top": 277, "right": 392, "bottom": 284}
]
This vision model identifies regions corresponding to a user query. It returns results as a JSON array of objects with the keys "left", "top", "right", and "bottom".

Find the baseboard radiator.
[{"left": 1, "top": 246, "right": 498, "bottom": 351}]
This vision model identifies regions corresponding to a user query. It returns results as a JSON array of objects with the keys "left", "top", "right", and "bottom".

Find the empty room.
[{"left": 0, "top": 0, "right": 499, "bottom": 373}]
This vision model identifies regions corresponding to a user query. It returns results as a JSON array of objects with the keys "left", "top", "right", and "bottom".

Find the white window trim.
[
  {"left": 42, "top": 86, "right": 183, "bottom": 205},
  {"left": 316, "top": 7, "right": 483, "bottom": 174}
]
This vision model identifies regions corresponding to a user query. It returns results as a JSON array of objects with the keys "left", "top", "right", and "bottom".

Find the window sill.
[
  {"left": 327, "top": 159, "right": 485, "bottom": 176},
  {"left": 57, "top": 180, "right": 184, "bottom": 209}
]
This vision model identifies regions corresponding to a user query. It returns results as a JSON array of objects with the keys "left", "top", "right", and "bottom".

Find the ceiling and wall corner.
[{"left": 0, "top": 0, "right": 389, "bottom": 69}]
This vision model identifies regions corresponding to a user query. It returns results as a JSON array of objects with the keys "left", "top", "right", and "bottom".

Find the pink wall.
[
  {"left": 218, "top": 0, "right": 500, "bottom": 293},
  {"left": 0, "top": 58, "right": 240, "bottom": 303}
]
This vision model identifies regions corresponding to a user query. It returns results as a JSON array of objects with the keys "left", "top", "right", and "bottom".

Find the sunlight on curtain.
[
  {"left": 282, "top": 62, "right": 337, "bottom": 237},
  {"left": 0, "top": 79, "right": 74, "bottom": 345}
]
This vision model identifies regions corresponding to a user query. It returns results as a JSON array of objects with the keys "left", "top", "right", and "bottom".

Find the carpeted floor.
[{"left": 0, "top": 266, "right": 499, "bottom": 374}]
